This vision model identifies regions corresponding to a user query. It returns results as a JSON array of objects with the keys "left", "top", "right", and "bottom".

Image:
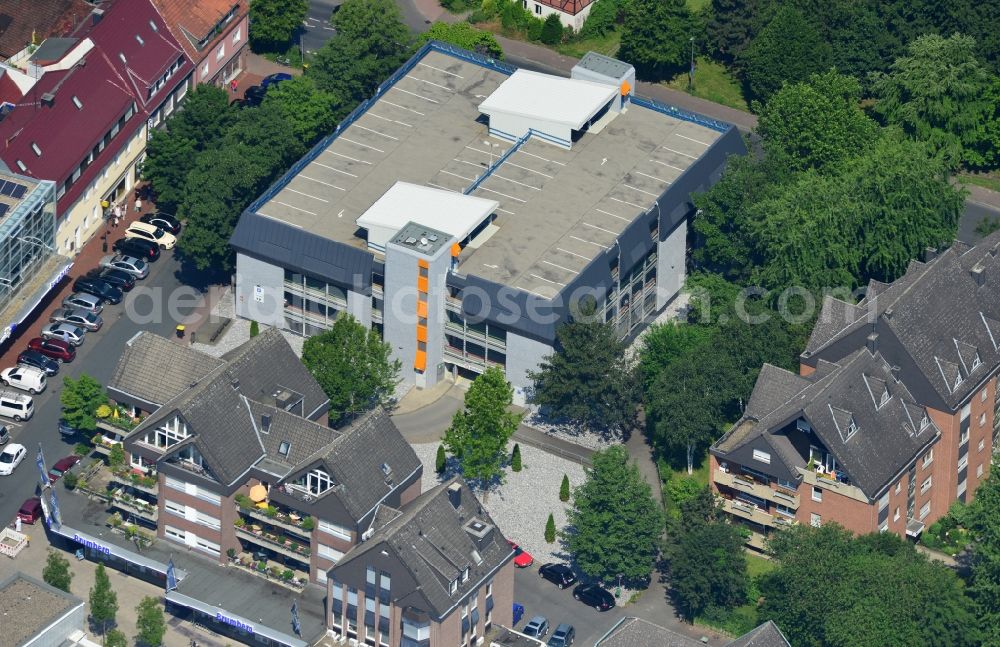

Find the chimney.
[
  {"left": 447, "top": 482, "right": 462, "bottom": 509},
  {"left": 924, "top": 247, "right": 938, "bottom": 262},
  {"left": 92, "top": 8, "right": 104, "bottom": 25},
  {"left": 261, "top": 414, "right": 271, "bottom": 432},
  {"left": 866, "top": 332, "right": 878, "bottom": 354},
  {"left": 40, "top": 93, "right": 55, "bottom": 107},
  {"left": 972, "top": 264, "right": 986, "bottom": 286}
]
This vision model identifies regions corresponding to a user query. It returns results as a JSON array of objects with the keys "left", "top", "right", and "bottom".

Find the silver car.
[
  {"left": 49, "top": 308, "right": 103, "bottom": 331},
  {"left": 99, "top": 254, "right": 148, "bottom": 279},
  {"left": 62, "top": 292, "right": 103, "bottom": 315},
  {"left": 40, "top": 323, "right": 85, "bottom": 346}
]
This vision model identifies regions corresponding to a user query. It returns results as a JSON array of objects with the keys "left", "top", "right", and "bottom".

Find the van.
[{"left": 0, "top": 390, "right": 33, "bottom": 421}]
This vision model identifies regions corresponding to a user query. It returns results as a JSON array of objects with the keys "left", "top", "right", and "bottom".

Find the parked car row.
[{"left": 538, "top": 562, "right": 615, "bottom": 611}]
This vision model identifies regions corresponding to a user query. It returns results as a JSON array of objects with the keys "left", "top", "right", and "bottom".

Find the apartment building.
[
  {"left": 0, "top": 0, "right": 192, "bottom": 255},
  {"left": 150, "top": 0, "right": 249, "bottom": 87},
  {"left": 111, "top": 329, "right": 423, "bottom": 584},
  {"left": 328, "top": 479, "right": 514, "bottom": 647},
  {"left": 231, "top": 44, "right": 744, "bottom": 405},
  {"left": 711, "top": 234, "right": 1000, "bottom": 547}
]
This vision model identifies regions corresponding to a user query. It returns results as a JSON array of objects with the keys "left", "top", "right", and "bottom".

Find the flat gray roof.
[
  {"left": 0, "top": 573, "right": 81, "bottom": 647},
  {"left": 257, "top": 48, "right": 721, "bottom": 296},
  {"left": 576, "top": 51, "right": 632, "bottom": 79}
]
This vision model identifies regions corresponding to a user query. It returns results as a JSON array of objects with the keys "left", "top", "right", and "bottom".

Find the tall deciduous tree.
[
  {"left": 443, "top": 367, "right": 521, "bottom": 486},
  {"left": 60, "top": 375, "right": 106, "bottom": 433},
  {"left": 759, "top": 524, "right": 979, "bottom": 647},
  {"left": 309, "top": 0, "right": 411, "bottom": 104},
  {"left": 249, "top": 0, "right": 308, "bottom": 51},
  {"left": 89, "top": 564, "right": 118, "bottom": 639},
  {"left": 706, "top": 0, "right": 765, "bottom": 63},
  {"left": 263, "top": 75, "right": 343, "bottom": 146},
  {"left": 872, "top": 33, "right": 1000, "bottom": 169},
  {"left": 104, "top": 630, "right": 127, "bottom": 647},
  {"left": 135, "top": 596, "right": 166, "bottom": 647},
  {"left": 529, "top": 305, "right": 638, "bottom": 434},
  {"left": 964, "top": 463, "right": 1000, "bottom": 645},
  {"left": 618, "top": 0, "right": 694, "bottom": 81},
  {"left": 43, "top": 550, "right": 73, "bottom": 593},
  {"left": 301, "top": 314, "right": 400, "bottom": 421},
  {"left": 740, "top": 6, "right": 831, "bottom": 100},
  {"left": 564, "top": 446, "right": 664, "bottom": 582}
]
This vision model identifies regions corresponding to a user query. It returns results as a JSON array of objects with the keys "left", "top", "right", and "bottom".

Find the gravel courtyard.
[{"left": 413, "top": 442, "right": 586, "bottom": 565}]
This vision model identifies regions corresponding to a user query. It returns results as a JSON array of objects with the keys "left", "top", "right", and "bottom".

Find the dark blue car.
[{"left": 261, "top": 72, "right": 293, "bottom": 90}]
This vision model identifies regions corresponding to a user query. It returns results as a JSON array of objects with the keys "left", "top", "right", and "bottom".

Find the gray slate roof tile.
[{"left": 108, "top": 332, "right": 223, "bottom": 407}]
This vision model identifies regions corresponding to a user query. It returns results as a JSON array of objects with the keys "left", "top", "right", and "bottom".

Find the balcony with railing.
[
  {"left": 715, "top": 469, "right": 800, "bottom": 508},
  {"left": 722, "top": 497, "right": 776, "bottom": 527},
  {"left": 234, "top": 523, "right": 312, "bottom": 561},
  {"left": 235, "top": 495, "right": 313, "bottom": 540},
  {"left": 799, "top": 467, "right": 868, "bottom": 504},
  {"left": 110, "top": 493, "right": 159, "bottom": 523}
]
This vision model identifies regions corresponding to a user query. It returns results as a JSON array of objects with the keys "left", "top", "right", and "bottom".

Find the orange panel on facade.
[
  {"left": 451, "top": 242, "right": 461, "bottom": 257},
  {"left": 416, "top": 325, "right": 428, "bottom": 342},
  {"left": 417, "top": 259, "right": 429, "bottom": 269},
  {"left": 417, "top": 276, "right": 429, "bottom": 293},
  {"left": 414, "top": 350, "right": 427, "bottom": 372},
  {"left": 416, "top": 301, "right": 428, "bottom": 317}
]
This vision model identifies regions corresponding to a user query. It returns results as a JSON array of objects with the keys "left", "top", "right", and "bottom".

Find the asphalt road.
[
  {"left": 301, "top": 0, "right": 341, "bottom": 57},
  {"left": 959, "top": 198, "right": 1000, "bottom": 246},
  {"left": 0, "top": 251, "right": 196, "bottom": 526},
  {"left": 513, "top": 565, "right": 626, "bottom": 645}
]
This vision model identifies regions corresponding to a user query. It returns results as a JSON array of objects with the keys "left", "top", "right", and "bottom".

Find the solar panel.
[
  {"left": 10, "top": 184, "right": 25, "bottom": 199},
  {"left": 0, "top": 204, "right": 10, "bottom": 218},
  {"left": 0, "top": 181, "right": 11, "bottom": 196}
]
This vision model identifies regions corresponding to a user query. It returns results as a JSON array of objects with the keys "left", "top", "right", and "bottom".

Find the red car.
[
  {"left": 48, "top": 455, "right": 81, "bottom": 482},
  {"left": 17, "top": 497, "right": 41, "bottom": 524},
  {"left": 508, "top": 540, "right": 534, "bottom": 568},
  {"left": 27, "top": 337, "right": 76, "bottom": 363}
]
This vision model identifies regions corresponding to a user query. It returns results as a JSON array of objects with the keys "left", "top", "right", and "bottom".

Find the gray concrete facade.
[
  {"left": 347, "top": 289, "right": 371, "bottom": 328},
  {"left": 505, "top": 330, "right": 554, "bottom": 406},
  {"left": 657, "top": 218, "right": 687, "bottom": 310},
  {"left": 235, "top": 251, "right": 285, "bottom": 327}
]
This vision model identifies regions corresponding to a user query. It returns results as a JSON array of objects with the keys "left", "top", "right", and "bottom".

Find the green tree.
[
  {"left": 740, "top": 6, "right": 831, "bottom": 100},
  {"left": 108, "top": 444, "right": 125, "bottom": 470},
  {"left": 443, "top": 367, "right": 521, "bottom": 485},
  {"left": 309, "top": 0, "right": 411, "bottom": 104},
  {"left": 104, "top": 629, "right": 127, "bottom": 647},
  {"left": 529, "top": 304, "right": 638, "bottom": 433},
  {"left": 544, "top": 513, "right": 556, "bottom": 543},
  {"left": 579, "top": 0, "right": 624, "bottom": 39},
  {"left": 511, "top": 443, "right": 522, "bottom": 472},
  {"left": 301, "top": 314, "right": 400, "bottom": 420},
  {"left": 638, "top": 321, "right": 713, "bottom": 390},
  {"left": 436, "top": 444, "right": 447, "bottom": 474},
  {"left": 540, "top": 14, "right": 563, "bottom": 45},
  {"left": 564, "top": 446, "right": 664, "bottom": 582},
  {"left": 706, "top": 0, "right": 764, "bottom": 63},
  {"left": 965, "top": 463, "right": 1000, "bottom": 645},
  {"left": 666, "top": 488, "right": 748, "bottom": 620},
  {"left": 872, "top": 33, "right": 1000, "bottom": 169},
  {"left": 89, "top": 564, "right": 118, "bottom": 639},
  {"left": 756, "top": 70, "right": 878, "bottom": 171},
  {"left": 420, "top": 22, "right": 503, "bottom": 59},
  {"left": 249, "top": 0, "right": 308, "bottom": 51},
  {"left": 135, "top": 596, "right": 166, "bottom": 647},
  {"left": 618, "top": 0, "right": 694, "bottom": 81},
  {"left": 60, "top": 375, "right": 107, "bottom": 433},
  {"left": 263, "top": 75, "right": 344, "bottom": 146},
  {"left": 559, "top": 474, "right": 570, "bottom": 501},
  {"left": 759, "top": 524, "right": 979, "bottom": 647},
  {"left": 43, "top": 550, "right": 73, "bottom": 593}
]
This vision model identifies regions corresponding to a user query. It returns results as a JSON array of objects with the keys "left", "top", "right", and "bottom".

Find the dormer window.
[
  {"left": 845, "top": 417, "right": 858, "bottom": 440},
  {"left": 291, "top": 467, "right": 333, "bottom": 496},
  {"left": 920, "top": 414, "right": 930, "bottom": 431},
  {"left": 449, "top": 579, "right": 458, "bottom": 594},
  {"left": 880, "top": 390, "right": 890, "bottom": 406},
  {"left": 973, "top": 354, "right": 982, "bottom": 370},
  {"left": 461, "top": 567, "right": 469, "bottom": 583},
  {"left": 149, "top": 20, "right": 158, "bottom": 31},
  {"left": 15, "top": 160, "right": 25, "bottom": 172},
  {"left": 955, "top": 373, "right": 963, "bottom": 389}
]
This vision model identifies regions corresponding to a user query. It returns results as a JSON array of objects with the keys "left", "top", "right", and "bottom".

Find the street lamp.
[
  {"left": 688, "top": 36, "right": 695, "bottom": 91},
  {"left": 482, "top": 140, "right": 501, "bottom": 169}
]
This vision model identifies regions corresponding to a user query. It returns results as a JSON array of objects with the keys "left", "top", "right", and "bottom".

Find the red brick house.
[{"left": 149, "top": 0, "right": 249, "bottom": 88}]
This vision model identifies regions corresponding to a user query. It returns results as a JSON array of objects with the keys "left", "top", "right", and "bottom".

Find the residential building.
[
  {"left": 149, "top": 0, "right": 248, "bottom": 87},
  {"left": 0, "top": 572, "right": 86, "bottom": 647},
  {"left": 231, "top": 44, "right": 744, "bottom": 405},
  {"left": 0, "top": 172, "right": 68, "bottom": 345},
  {"left": 327, "top": 478, "right": 515, "bottom": 647},
  {"left": 112, "top": 329, "right": 424, "bottom": 585},
  {"left": 0, "top": 0, "right": 192, "bottom": 255},
  {"left": 0, "top": 0, "right": 95, "bottom": 58},
  {"left": 594, "top": 617, "right": 790, "bottom": 647},
  {"left": 520, "top": 0, "right": 594, "bottom": 31},
  {"left": 711, "top": 234, "right": 1000, "bottom": 546}
]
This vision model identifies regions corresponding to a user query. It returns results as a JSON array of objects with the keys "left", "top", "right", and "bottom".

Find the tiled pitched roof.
[
  {"left": 595, "top": 618, "right": 789, "bottom": 647},
  {"left": 0, "top": 0, "right": 94, "bottom": 58},
  {"left": 331, "top": 479, "right": 512, "bottom": 620},
  {"left": 804, "top": 232, "right": 1000, "bottom": 410},
  {"left": 108, "top": 332, "right": 224, "bottom": 407},
  {"left": 147, "top": 0, "right": 243, "bottom": 60},
  {"left": 533, "top": 0, "right": 594, "bottom": 16},
  {"left": 726, "top": 621, "right": 791, "bottom": 647}
]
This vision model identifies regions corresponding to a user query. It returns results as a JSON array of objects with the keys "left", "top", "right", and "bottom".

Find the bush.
[
  {"left": 282, "top": 569, "right": 294, "bottom": 581},
  {"left": 73, "top": 443, "right": 90, "bottom": 457},
  {"left": 580, "top": 0, "right": 620, "bottom": 39},
  {"left": 107, "top": 444, "right": 125, "bottom": 469},
  {"left": 436, "top": 444, "right": 447, "bottom": 474},
  {"left": 250, "top": 320, "right": 260, "bottom": 337},
  {"left": 62, "top": 471, "right": 79, "bottom": 490},
  {"left": 545, "top": 512, "right": 556, "bottom": 543},
  {"left": 227, "top": 548, "right": 237, "bottom": 559},
  {"left": 526, "top": 20, "right": 543, "bottom": 41},
  {"left": 541, "top": 13, "right": 563, "bottom": 44},
  {"left": 559, "top": 474, "right": 570, "bottom": 502},
  {"left": 511, "top": 443, "right": 522, "bottom": 472},
  {"left": 300, "top": 516, "right": 315, "bottom": 531},
  {"left": 95, "top": 404, "right": 112, "bottom": 419}
]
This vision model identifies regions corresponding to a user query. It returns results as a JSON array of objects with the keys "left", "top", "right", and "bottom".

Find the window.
[
  {"left": 879, "top": 521, "right": 888, "bottom": 533},
  {"left": 921, "top": 476, "right": 932, "bottom": 494},
  {"left": 923, "top": 449, "right": 934, "bottom": 468},
  {"left": 293, "top": 467, "right": 333, "bottom": 495},
  {"left": 196, "top": 510, "right": 220, "bottom": 530},
  {"left": 895, "top": 481, "right": 901, "bottom": 495},
  {"left": 155, "top": 416, "right": 189, "bottom": 448},
  {"left": 962, "top": 403, "right": 972, "bottom": 420},
  {"left": 449, "top": 579, "right": 458, "bottom": 594},
  {"left": 201, "top": 62, "right": 209, "bottom": 78},
  {"left": 752, "top": 449, "right": 771, "bottom": 465},
  {"left": 135, "top": 34, "right": 144, "bottom": 45},
  {"left": 118, "top": 52, "right": 127, "bottom": 64},
  {"left": 319, "top": 544, "right": 344, "bottom": 562},
  {"left": 15, "top": 160, "right": 25, "bottom": 172},
  {"left": 812, "top": 486, "right": 822, "bottom": 502},
  {"left": 961, "top": 428, "right": 970, "bottom": 445},
  {"left": 980, "top": 438, "right": 986, "bottom": 452},
  {"left": 216, "top": 44, "right": 225, "bottom": 61},
  {"left": 461, "top": 567, "right": 469, "bottom": 583},
  {"left": 959, "top": 454, "right": 968, "bottom": 471},
  {"left": 978, "top": 464, "right": 985, "bottom": 478},
  {"left": 982, "top": 388, "right": 989, "bottom": 402},
  {"left": 278, "top": 441, "right": 290, "bottom": 457},
  {"left": 775, "top": 504, "right": 795, "bottom": 517},
  {"left": 777, "top": 478, "right": 796, "bottom": 490},
  {"left": 233, "top": 27, "right": 241, "bottom": 43},
  {"left": 878, "top": 492, "right": 889, "bottom": 510},
  {"left": 919, "top": 501, "right": 931, "bottom": 520},
  {"left": 149, "top": 19, "right": 158, "bottom": 31},
  {"left": 165, "top": 525, "right": 184, "bottom": 541},
  {"left": 981, "top": 412, "right": 987, "bottom": 427},
  {"left": 973, "top": 354, "right": 983, "bottom": 370},
  {"left": 164, "top": 500, "right": 185, "bottom": 518},
  {"left": 893, "top": 507, "right": 900, "bottom": 522},
  {"left": 534, "top": 3, "right": 543, "bottom": 12},
  {"left": 318, "top": 519, "right": 353, "bottom": 541},
  {"left": 810, "top": 513, "right": 821, "bottom": 527},
  {"left": 31, "top": 143, "right": 41, "bottom": 156}
]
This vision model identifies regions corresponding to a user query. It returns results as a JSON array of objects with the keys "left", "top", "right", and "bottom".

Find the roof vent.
[
  {"left": 972, "top": 264, "right": 986, "bottom": 286},
  {"left": 118, "top": 52, "right": 126, "bottom": 64},
  {"left": 420, "top": 237, "right": 428, "bottom": 246},
  {"left": 261, "top": 414, "right": 271, "bottom": 433},
  {"left": 447, "top": 482, "right": 462, "bottom": 509},
  {"left": 463, "top": 517, "right": 493, "bottom": 539},
  {"left": 381, "top": 462, "right": 392, "bottom": 477},
  {"left": 230, "top": 377, "right": 240, "bottom": 390},
  {"left": 40, "top": 93, "right": 55, "bottom": 107},
  {"left": 149, "top": 19, "right": 158, "bottom": 32},
  {"left": 135, "top": 34, "right": 145, "bottom": 46},
  {"left": 404, "top": 236, "right": 418, "bottom": 245}
]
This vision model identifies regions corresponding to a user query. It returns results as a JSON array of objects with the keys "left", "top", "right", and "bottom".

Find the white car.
[
  {"left": 0, "top": 443, "right": 26, "bottom": 475},
  {"left": 40, "top": 323, "right": 85, "bottom": 346},
  {"left": 0, "top": 366, "right": 46, "bottom": 394},
  {"left": 125, "top": 222, "right": 176, "bottom": 250},
  {"left": 99, "top": 254, "right": 148, "bottom": 279}
]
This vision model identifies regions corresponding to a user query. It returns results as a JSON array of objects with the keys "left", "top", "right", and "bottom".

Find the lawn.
[
  {"left": 556, "top": 30, "right": 621, "bottom": 58},
  {"left": 746, "top": 553, "right": 776, "bottom": 579},
  {"left": 960, "top": 173, "right": 1000, "bottom": 194},
  {"left": 664, "top": 57, "right": 749, "bottom": 112},
  {"left": 686, "top": 0, "right": 711, "bottom": 10},
  {"left": 694, "top": 554, "right": 776, "bottom": 637}
]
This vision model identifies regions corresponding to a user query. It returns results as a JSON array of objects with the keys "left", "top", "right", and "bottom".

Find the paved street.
[
  {"left": 0, "top": 250, "right": 199, "bottom": 527},
  {"left": 301, "top": 0, "right": 341, "bottom": 57}
]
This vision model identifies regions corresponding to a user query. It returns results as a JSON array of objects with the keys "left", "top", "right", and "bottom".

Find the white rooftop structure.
[
  {"left": 356, "top": 182, "right": 499, "bottom": 252},
  {"left": 478, "top": 69, "right": 618, "bottom": 147}
]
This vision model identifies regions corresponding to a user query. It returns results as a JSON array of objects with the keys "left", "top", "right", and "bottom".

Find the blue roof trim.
[{"left": 630, "top": 95, "right": 732, "bottom": 133}]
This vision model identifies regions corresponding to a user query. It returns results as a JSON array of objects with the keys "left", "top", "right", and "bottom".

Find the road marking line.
[
  {"left": 624, "top": 183, "right": 660, "bottom": 198},
  {"left": 583, "top": 222, "right": 619, "bottom": 236},
  {"left": 286, "top": 188, "right": 330, "bottom": 202},
  {"left": 355, "top": 125, "right": 399, "bottom": 141},
  {"left": 595, "top": 208, "right": 629, "bottom": 222},
  {"left": 517, "top": 283, "right": 552, "bottom": 299},
  {"left": 313, "top": 160, "right": 359, "bottom": 176},
  {"left": 426, "top": 182, "right": 453, "bottom": 191},
  {"left": 340, "top": 137, "right": 384, "bottom": 153},
  {"left": 661, "top": 145, "right": 698, "bottom": 159},
  {"left": 556, "top": 246, "right": 591, "bottom": 260},
  {"left": 496, "top": 206, "right": 516, "bottom": 215},
  {"left": 518, "top": 149, "right": 565, "bottom": 166},
  {"left": 651, "top": 159, "right": 686, "bottom": 173},
  {"left": 393, "top": 86, "right": 439, "bottom": 103},
  {"left": 367, "top": 112, "right": 413, "bottom": 128},
  {"left": 455, "top": 158, "right": 487, "bottom": 169},
  {"left": 610, "top": 196, "right": 644, "bottom": 209},
  {"left": 542, "top": 260, "right": 579, "bottom": 275},
  {"left": 675, "top": 132, "right": 711, "bottom": 146},
  {"left": 477, "top": 186, "right": 527, "bottom": 203},
  {"left": 493, "top": 173, "right": 542, "bottom": 191},
  {"left": 272, "top": 200, "right": 316, "bottom": 216},
  {"left": 406, "top": 75, "right": 452, "bottom": 91},
  {"left": 440, "top": 169, "right": 475, "bottom": 182},
  {"left": 466, "top": 146, "right": 508, "bottom": 157},
  {"left": 505, "top": 161, "right": 553, "bottom": 179},
  {"left": 530, "top": 273, "right": 565, "bottom": 286},
  {"left": 257, "top": 211, "right": 302, "bottom": 227},
  {"left": 381, "top": 100, "right": 424, "bottom": 116},
  {"left": 328, "top": 151, "right": 373, "bottom": 165},
  {"left": 570, "top": 235, "right": 606, "bottom": 248},
  {"left": 299, "top": 175, "right": 346, "bottom": 191},
  {"left": 635, "top": 170, "right": 670, "bottom": 184},
  {"left": 418, "top": 62, "right": 463, "bottom": 78}
]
